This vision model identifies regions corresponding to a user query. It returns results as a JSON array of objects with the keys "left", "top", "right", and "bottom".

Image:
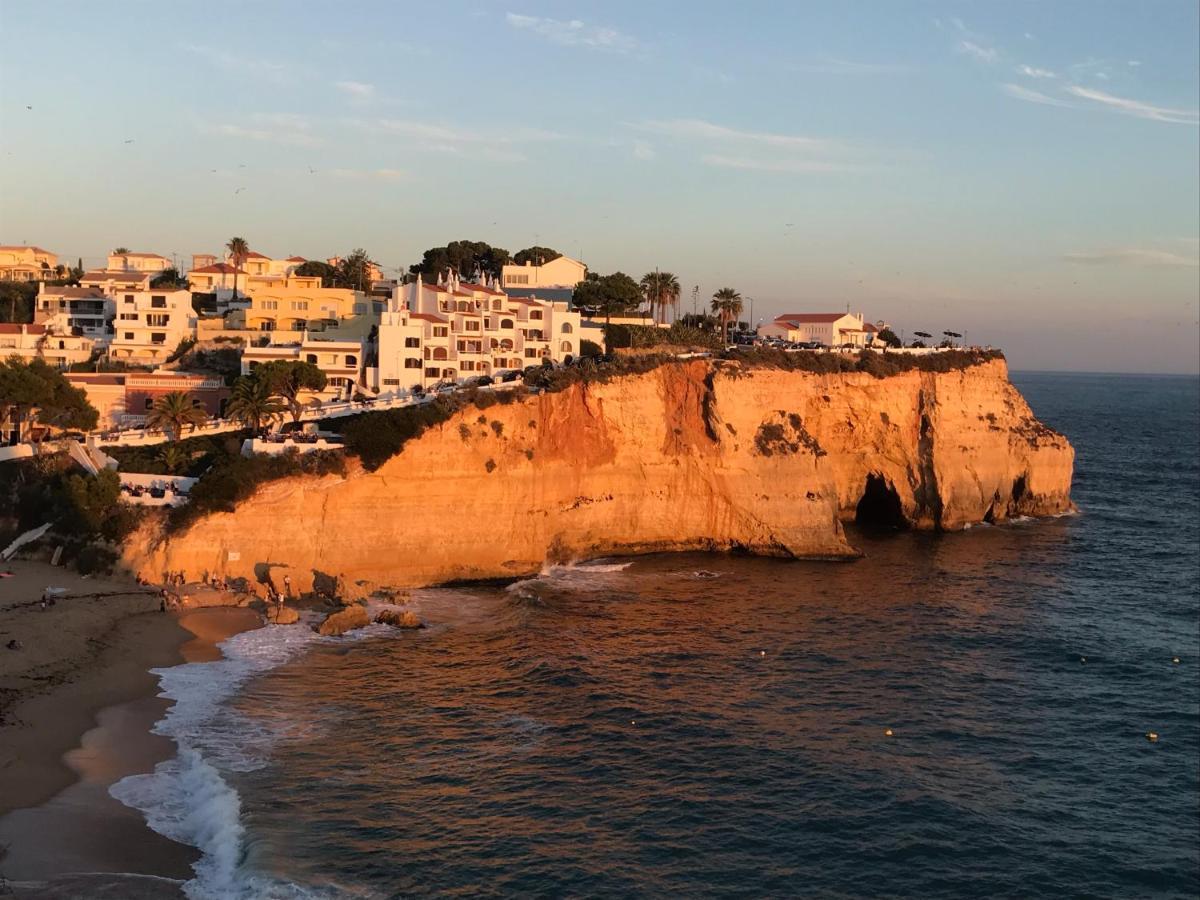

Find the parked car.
[
  {"left": 500, "top": 370, "right": 522, "bottom": 383},
  {"left": 473, "top": 375, "right": 494, "bottom": 387}
]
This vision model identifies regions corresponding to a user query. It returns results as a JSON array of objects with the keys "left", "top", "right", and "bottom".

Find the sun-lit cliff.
[{"left": 122, "top": 357, "right": 1074, "bottom": 594}]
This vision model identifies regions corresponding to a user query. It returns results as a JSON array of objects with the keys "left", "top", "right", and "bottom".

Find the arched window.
[
  {"left": 561, "top": 341, "right": 572, "bottom": 353},
  {"left": 432, "top": 347, "right": 448, "bottom": 361},
  {"left": 500, "top": 318, "right": 514, "bottom": 329},
  {"left": 345, "top": 355, "right": 357, "bottom": 367},
  {"left": 561, "top": 322, "right": 573, "bottom": 334}
]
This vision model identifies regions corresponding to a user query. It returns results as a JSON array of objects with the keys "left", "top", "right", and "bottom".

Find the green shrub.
[
  {"left": 328, "top": 397, "right": 458, "bottom": 471},
  {"left": 74, "top": 543, "right": 118, "bottom": 575},
  {"left": 102, "top": 432, "right": 246, "bottom": 477}
]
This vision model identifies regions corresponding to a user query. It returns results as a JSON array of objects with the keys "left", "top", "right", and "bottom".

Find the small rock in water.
[
  {"left": 375, "top": 609, "right": 425, "bottom": 630},
  {"left": 759, "top": 650, "right": 766, "bottom": 657},
  {"left": 316, "top": 605, "right": 369, "bottom": 636},
  {"left": 266, "top": 605, "right": 299, "bottom": 625},
  {"left": 1080, "top": 656, "right": 1087, "bottom": 663},
  {"left": 693, "top": 570, "right": 719, "bottom": 579}
]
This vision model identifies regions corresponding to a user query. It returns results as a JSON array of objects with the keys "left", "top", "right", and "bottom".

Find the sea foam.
[{"left": 110, "top": 615, "right": 371, "bottom": 899}]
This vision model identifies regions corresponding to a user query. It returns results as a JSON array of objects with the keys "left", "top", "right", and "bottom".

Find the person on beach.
[{"left": 283, "top": 574, "right": 292, "bottom": 599}]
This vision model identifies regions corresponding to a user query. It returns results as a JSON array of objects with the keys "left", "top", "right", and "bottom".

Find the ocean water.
[{"left": 114, "top": 372, "right": 1200, "bottom": 899}]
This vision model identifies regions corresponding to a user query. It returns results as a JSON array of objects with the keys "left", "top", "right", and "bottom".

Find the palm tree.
[
  {"left": 710, "top": 287, "right": 743, "bottom": 344},
  {"left": 146, "top": 391, "right": 208, "bottom": 440},
  {"left": 158, "top": 444, "right": 189, "bottom": 474},
  {"left": 225, "top": 374, "right": 285, "bottom": 434},
  {"left": 640, "top": 272, "right": 681, "bottom": 325},
  {"left": 226, "top": 236, "right": 250, "bottom": 299}
]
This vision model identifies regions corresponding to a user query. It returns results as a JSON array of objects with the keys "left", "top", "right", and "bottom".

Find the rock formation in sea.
[{"left": 122, "top": 357, "right": 1074, "bottom": 595}]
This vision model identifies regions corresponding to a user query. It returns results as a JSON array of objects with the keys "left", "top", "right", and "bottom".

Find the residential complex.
[
  {"left": 0, "top": 323, "right": 94, "bottom": 368},
  {"left": 501, "top": 254, "right": 586, "bottom": 302},
  {"left": 376, "top": 272, "right": 581, "bottom": 391},
  {"left": 106, "top": 251, "right": 171, "bottom": 275},
  {"left": 109, "top": 288, "right": 196, "bottom": 363},
  {"left": 65, "top": 372, "right": 229, "bottom": 430}
]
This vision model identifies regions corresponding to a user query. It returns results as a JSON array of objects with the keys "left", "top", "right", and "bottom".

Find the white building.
[
  {"left": 35, "top": 284, "right": 115, "bottom": 342},
  {"left": 0, "top": 323, "right": 95, "bottom": 368},
  {"left": 501, "top": 254, "right": 586, "bottom": 298},
  {"left": 80, "top": 270, "right": 152, "bottom": 296},
  {"left": 760, "top": 312, "right": 877, "bottom": 348},
  {"left": 375, "top": 272, "right": 581, "bottom": 392},
  {"left": 109, "top": 288, "right": 197, "bottom": 363},
  {"left": 241, "top": 336, "right": 366, "bottom": 401},
  {"left": 106, "top": 251, "right": 171, "bottom": 276}
]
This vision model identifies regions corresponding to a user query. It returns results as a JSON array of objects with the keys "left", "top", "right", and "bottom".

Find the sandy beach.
[{"left": 0, "top": 560, "right": 261, "bottom": 896}]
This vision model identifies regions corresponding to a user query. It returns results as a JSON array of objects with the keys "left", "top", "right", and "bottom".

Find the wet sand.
[{"left": 0, "top": 561, "right": 261, "bottom": 895}]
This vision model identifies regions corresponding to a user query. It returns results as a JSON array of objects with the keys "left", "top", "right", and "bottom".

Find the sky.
[{"left": 1, "top": 1, "right": 1197, "bottom": 373}]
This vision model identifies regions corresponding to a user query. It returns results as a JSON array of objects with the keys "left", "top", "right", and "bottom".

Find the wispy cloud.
[
  {"left": 336, "top": 80, "right": 376, "bottom": 99},
  {"left": 632, "top": 140, "right": 656, "bottom": 161},
  {"left": 787, "top": 56, "right": 910, "bottom": 75},
  {"left": 505, "top": 12, "right": 638, "bottom": 53},
  {"left": 701, "top": 154, "right": 866, "bottom": 174},
  {"left": 356, "top": 118, "right": 563, "bottom": 162},
  {"left": 182, "top": 44, "right": 295, "bottom": 83},
  {"left": 1017, "top": 64, "right": 1056, "bottom": 79},
  {"left": 1066, "top": 85, "right": 1199, "bottom": 124},
  {"left": 1001, "top": 83, "right": 1074, "bottom": 108},
  {"left": 631, "top": 118, "right": 833, "bottom": 150},
  {"left": 957, "top": 40, "right": 998, "bottom": 63},
  {"left": 204, "top": 113, "right": 321, "bottom": 146},
  {"left": 1064, "top": 247, "right": 1200, "bottom": 267}
]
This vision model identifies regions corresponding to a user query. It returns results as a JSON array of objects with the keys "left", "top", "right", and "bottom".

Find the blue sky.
[{"left": 1, "top": 1, "right": 1197, "bottom": 372}]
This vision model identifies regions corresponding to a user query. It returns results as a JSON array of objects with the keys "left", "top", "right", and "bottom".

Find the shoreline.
[{"left": 0, "top": 560, "right": 262, "bottom": 893}]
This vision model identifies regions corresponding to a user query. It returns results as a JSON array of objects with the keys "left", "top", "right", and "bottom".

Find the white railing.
[
  {"left": 119, "top": 473, "right": 198, "bottom": 507},
  {"left": 242, "top": 435, "right": 345, "bottom": 457}
]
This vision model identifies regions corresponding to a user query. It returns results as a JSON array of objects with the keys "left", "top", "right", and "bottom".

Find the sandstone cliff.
[{"left": 122, "top": 358, "right": 1074, "bottom": 594}]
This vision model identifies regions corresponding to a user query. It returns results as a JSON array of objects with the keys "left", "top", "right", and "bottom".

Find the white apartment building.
[
  {"left": 241, "top": 336, "right": 366, "bottom": 401},
  {"left": 106, "top": 251, "right": 171, "bottom": 275},
  {"left": 108, "top": 288, "right": 197, "bottom": 363},
  {"left": 0, "top": 323, "right": 95, "bottom": 368},
  {"left": 375, "top": 272, "right": 581, "bottom": 392},
  {"left": 500, "top": 254, "right": 586, "bottom": 292},
  {"left": 35, "top": 284, "right": 115, "bottom": 342}
]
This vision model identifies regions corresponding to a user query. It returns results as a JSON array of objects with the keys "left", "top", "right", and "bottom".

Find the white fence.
[
  {"left": 242, "top": 435, "right": 346, "bottom": 457},
  {"left": 120, "top": 473, "right": 198, "bottom": 507}
]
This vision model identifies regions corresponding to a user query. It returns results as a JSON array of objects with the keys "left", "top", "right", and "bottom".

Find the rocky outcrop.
[
  {"left": 123, "top": 357, "right": 1074, "bottom": 594},
  {"left": 265, "top": 604, "right": 299, "bottom": 625},
  {"left": 316, "top": 605, "right": 368, "bottom": 636},
  {"left": 375, "top": 609, "right": 425, "bottom": 629}
]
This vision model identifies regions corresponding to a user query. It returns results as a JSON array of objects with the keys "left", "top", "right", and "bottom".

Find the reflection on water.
[{"left": 213, "top": 374, "right": 1197, "bottom": 898}]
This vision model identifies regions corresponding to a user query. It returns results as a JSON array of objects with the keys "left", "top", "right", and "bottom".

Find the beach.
[{"left": 0, "top": 560, "right": 261, "bottom": 896}]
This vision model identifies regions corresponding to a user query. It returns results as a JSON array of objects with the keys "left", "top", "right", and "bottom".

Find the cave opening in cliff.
[{"left": 855, "top": 474, "right": 907, "bottom": 531}]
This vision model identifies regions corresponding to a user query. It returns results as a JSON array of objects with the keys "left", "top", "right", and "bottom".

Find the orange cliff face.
[{"left": 122, "top": 357, "right": 1074, "bottom": 595}]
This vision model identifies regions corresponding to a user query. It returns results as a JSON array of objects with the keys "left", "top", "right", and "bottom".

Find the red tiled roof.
[
  {"left": 190, "top": 263, "right": 245, "bottom": 275},
  {"left": 775, "top": 313, "right": 847, "bottom": 324},
  {"left": 0, "top": 323, "right": 47, "bottom": 334},
  {"left": 66, "top": 373, "right": 126, "bottom": 385},
  {"left": 0, "top": 245, "right": 54, "bottom": 255},
  {"left": 112, "top": 252, "right": 168, "bottom": 259},
  {"left": 48, "top": 287, "right": 107, "bottom": 298},
  {"left": 240, "top": 251, "right": 269, "bottom": 259},
  {"left": 409, "top": 313, "right": 447, "bottom": 323},
  {"left": 420, "top": 283, "right": 449, "bottom": 293},
  {"left": 286, "top": 256, "right": 307, "bottom": 262},
  {"left": 863, "top": 322, "right": 879, "bottom": 332}
]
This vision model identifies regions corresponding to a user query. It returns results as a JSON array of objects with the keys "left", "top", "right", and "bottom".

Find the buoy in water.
[
  {"left": 1146, "top": 732, "right": 1159, "bottom": 742},
  {"left": 760, "top": 650, "right": 766, "bottom": 657},
  {"left": 1080, "top": 656, "right": 1087, "bottom": 663},
  {"left": 1172, "top": 657, "right": 1180, "bottom": 664},
  {"left": 885, "top": 728, "right": 894, "bottom": 737}
]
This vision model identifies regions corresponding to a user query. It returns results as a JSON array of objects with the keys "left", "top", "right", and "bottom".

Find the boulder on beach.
[
  {"left": 265, "top": 604, "right": 299, "bottom": 625},
  {"left": 316, "top": 604, "right": 369, "bottom": 636},
  {"left": 375, "top": 608, "right": 425, "bottom": 629}
]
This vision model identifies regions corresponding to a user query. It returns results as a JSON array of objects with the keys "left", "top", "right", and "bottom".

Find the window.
[
  {"left": 306, "top": 354, "right": 318, "bottom": 364},
  {"left": 120, "top": 313, "right": 137, "bottom": 320},
  {"left": 151, "top": 295, "right": 167, "bottom": 308},
  {"left": 561, "top": 322, "right": 573, "bottom": 334},
  {"left": 291, "top": 300, "right": 309, "bottom": 311},
  {"left": 404, "top": 358, "right": 421, "bottom": 369},
  {"left": 425, "top": 367, "right": 439, "bottom": 378},
  {"left": 500, "top": 318, "right": 514, "bottom": 329},
  {"left": 561, "top": 341, "right": 572, "bottom": 353},
  {"left": 462, "top": 360, "right": 475, "bottom": 371},
  {"left": 147, "top": 314, "right": 168, "bottom": 327},
  {"left": 262, "top": 300, "right": 278, "bottom": 310},
  {"left": 404, "top": 337, "right": 420, "bottom": 348},
  {"left": 464, "top": 320, "right": 479, "bottom": 331},
  {"left": 144, "top": 398, "right": 153, "bottom": 410},
  {"left": 433, "top": 326, "right": 448, "bottom": 338},
  {"left": 353, "top": 303, "right": 367, "bottom": 315},
  {"left": 506, "top": 274, "right": 529, "bottom": 285},
  {"left": 151, "top": 333, "right": 167, "bottom": 344},
  {"left": 383, "top": 378, "right": 400, "bottom": 386},
  {"left": 124, "top": 332, "right": 134, "bottom": 340},
  {"left": 344, "top": 355, "right": 357, "bottom": 367},
  {"left": 530, "top": 310, "right": 543, "bottom": 320},
  {"left": 525, "top": 348, "right": 538, "bottom": 358},
  {"left": 124, "top": 295, "right": 135, "bottom": 304}
]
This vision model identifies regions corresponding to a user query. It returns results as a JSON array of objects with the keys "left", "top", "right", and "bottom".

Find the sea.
[{"left": 111, "top": 372, "right": 1200, "bottom": 899}]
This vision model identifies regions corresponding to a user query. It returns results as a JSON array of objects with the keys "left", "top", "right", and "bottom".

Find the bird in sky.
[
  {"left": 25, "top": 105, "right": 32, "bottom": 110},
  {"left": 234, "top": 187, "right": 246, "bottom": 195},
  {"left": 124, "top": 139, "right": 134, "bottom": 144}
]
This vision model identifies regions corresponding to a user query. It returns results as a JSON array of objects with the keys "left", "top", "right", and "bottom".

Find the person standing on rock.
[{"left": 283, "top": 574, "right": 292, "bottom": 600}]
